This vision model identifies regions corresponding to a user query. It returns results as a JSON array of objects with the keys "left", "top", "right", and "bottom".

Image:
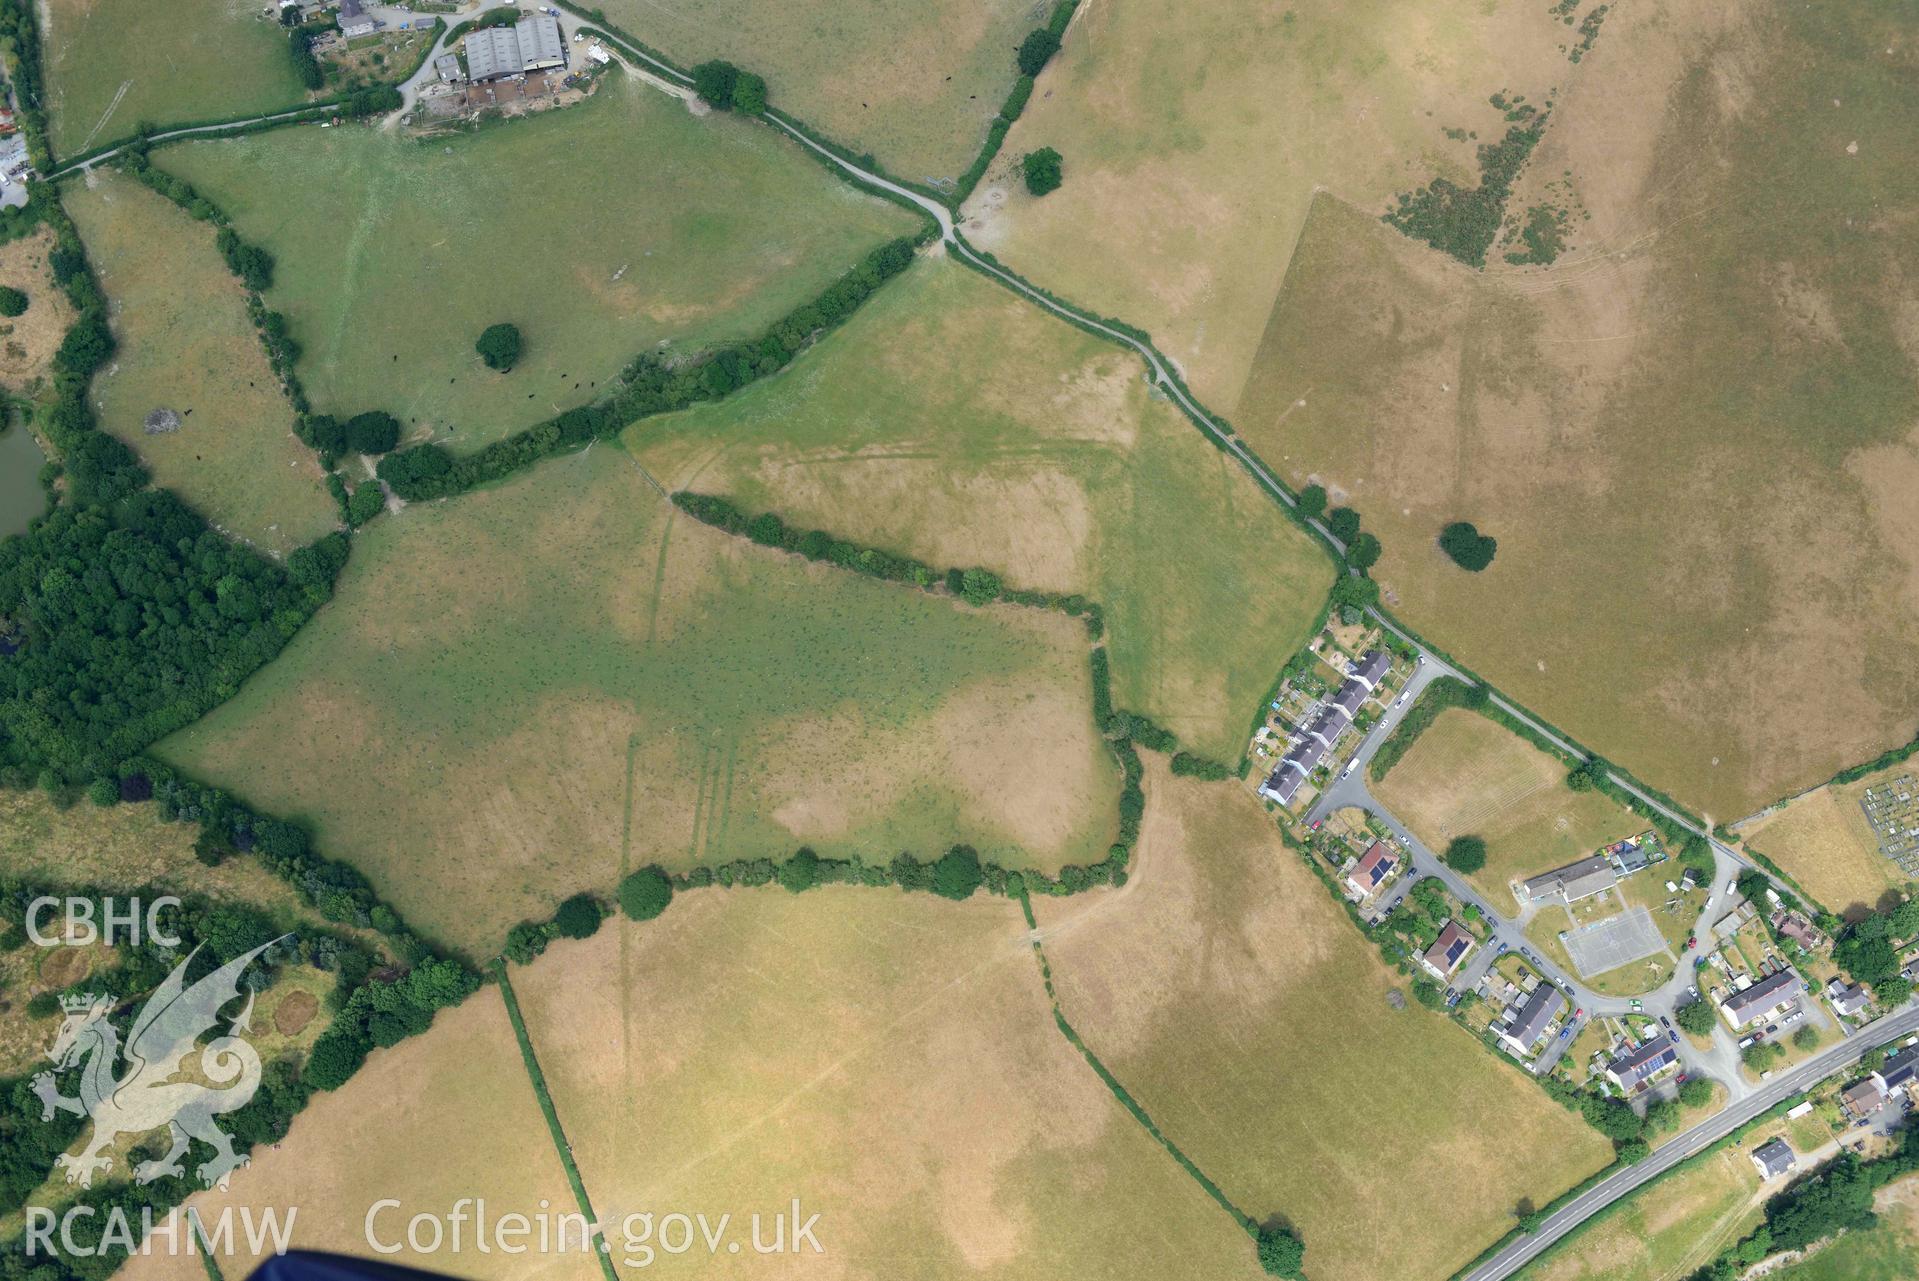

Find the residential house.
[
  {"left": 1258, "top": 654, "right": 1383, "bottom": 807},
  {"left": 1826, "top": 979, "right": 1870, "bottom": 1019},
  {"left": 1883, "top": 1044, "right": 1919, "bottom": 1094},
  {"left": 1422, "top": 920, "right": 1475, "bottom": 981},
  {"left": 1605, "top": 1039, "right": 1679, "bottom": 1094},
  {"left": 1774, "top": 912, "right": 1822, "bottom": 951},
  {"left": 1520, "top": 855, "right": 1619, "bottom": 907},
  {"left": 1720, "top": 969, "right": 1804, "bottom": 1031},
  {"left": 337, "top": 0, "right": 378, "bottom": 38},
  {"left": 1750, "top": 1138, "right": 1796, "bottom": 1180},
  {"left": 434, "top": 53, "right": 466, "bottom": 83},
  {"left": 1497, "top": 983, "right": 1566, "bottom": 1058},
  {"left": 1346, "top": 649, "right": 1391, "bottom": 692},
  {"left": 1257, "top": 738, "right": 1321, "bottom": 806},
  {"left": 1842, "top": 1076, "right": 1887, "bottom": 1120},
  {"left": 1343, "top": 842, "right": 1399, "bottom": 900}
]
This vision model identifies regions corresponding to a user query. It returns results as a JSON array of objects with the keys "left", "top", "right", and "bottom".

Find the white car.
[{"left": 1395, "top": 692, "right": 1410, "bottom": 707}]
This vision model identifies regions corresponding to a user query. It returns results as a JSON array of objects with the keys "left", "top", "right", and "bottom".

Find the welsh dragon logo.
[{"left": 32, "top": 938, "right": 286, "bottom": 1191}]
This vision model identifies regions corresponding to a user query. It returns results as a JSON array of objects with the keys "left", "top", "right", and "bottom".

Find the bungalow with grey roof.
[
  {"left": 1750, "top": 1138, "right": 1796, "bottom": 1180},
  {"left": 1827, "top": 979, "right": 1870, "bottom": 1018}
]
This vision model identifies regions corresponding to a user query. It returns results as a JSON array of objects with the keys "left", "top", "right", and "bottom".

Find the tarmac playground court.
[{"left": 1562, "top": 906, "right": 1668, "bottom": 979}]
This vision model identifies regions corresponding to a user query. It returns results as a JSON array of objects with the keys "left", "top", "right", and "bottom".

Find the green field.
[
  {"left": 598, "top": 0, "right": 1036, "bottom": 184},
  {"left": 1233, "top": 2, "right": 1919, "bottom": 820},
  {"left": 154, "top": 71, "right": 918, "bottom": 451},
  {"left": 44, "top": 0, "right": 309, "bottom": 159},
  {"left": 628, "top": 257, "right": 1330, "bottom": 761},
  {"left": 63, "top": 169, "right": 339, "bottom": 556},
  {"left": 1031, "top": 764, "right": 1615, "bottom": 1281},
  {"left": 508, "top": 886, "right": 1270, "bottom": 1279},
  {"left": 156, "top": 447, "right": 1117, "bottom": 958}
]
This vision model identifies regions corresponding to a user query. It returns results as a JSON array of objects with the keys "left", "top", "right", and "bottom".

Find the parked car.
[
  {"left": 1660, "top": 1015, "right": 1673, "bottom": 1029},
  {"left": 1395, "top": 692, "right": 1410, "bottom": 707},
  {"left": 1670, "top": 1030, "right": 1680, "bottom": 1044}
]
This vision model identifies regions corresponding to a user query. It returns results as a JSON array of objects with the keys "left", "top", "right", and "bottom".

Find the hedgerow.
[{"left": 379, "top": 234, "right": 925, "bottom": 500}]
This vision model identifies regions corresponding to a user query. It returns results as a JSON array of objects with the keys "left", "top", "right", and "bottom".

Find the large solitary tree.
[
  {"left": 476, "top": 322, "right": 523, "bottom": 372},
  {"left": 1022, "top": 147, "right": 1063, "bottom": 196},
  {"left": 1439, "top": 520, "right": 1497, "bottom": 570},
  {"left": 1444, "top": 835, "right": 1488, "bottom": 874}
]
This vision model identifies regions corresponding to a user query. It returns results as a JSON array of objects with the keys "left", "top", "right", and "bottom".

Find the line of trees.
[
  {"left": 379, "top": 234, "right": 925, "bottom": 501},
  {"left": 1685, "top": 1128, "right": 1919, "bottom": 1281},
  {"left": 691, "top": 60, "right": 767, "bottom": 115},
  {"left": 952, "top": 0, "right": 1079, "bottom": 204}
]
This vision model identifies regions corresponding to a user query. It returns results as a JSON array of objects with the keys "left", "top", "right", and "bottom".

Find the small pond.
[{"left": 0, "top": 424, "right": 48, "bottom": 538}]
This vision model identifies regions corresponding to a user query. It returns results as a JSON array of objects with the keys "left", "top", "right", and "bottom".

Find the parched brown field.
[
  {"left": 1741, "top": 760, "right": 1919, "bottom": 919},
  {"left": 64, "top": 169, "right": 337, "bottom": 557},
  {"left": 629, "top": 256, "right": 1330, "bottom": 761},
  {"left": 963, "top": 0, "right": 1578, "bottom": 409},
  {"left": 1030, "top": 761, "right": 1614, "bottom": 1281},
  {"left": 1373, "top": 707, "right": 1644, "bottom": 911},
  {"left": 158, "top": 448, "right": 1118, "bottom": 959},
  {"left": 597, "top": 0, "right": 1036, "bottom": 183},
  {"left": 510, "top": 885, "right": 1268, "bottom": 1279},
  {"left": 0, "top": 226, "right": 78, "bottom": 395},
  {"left": 1233, "top": 1, "right": 1919, "bottom": 821},
  {"left": 116, "top": 985, "right": 597, "bottom": 1281}
]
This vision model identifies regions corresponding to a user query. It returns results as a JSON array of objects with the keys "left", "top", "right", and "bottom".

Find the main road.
[{"left": 1461, "top": 1000, "right": 1919, "bottom": 1281}]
